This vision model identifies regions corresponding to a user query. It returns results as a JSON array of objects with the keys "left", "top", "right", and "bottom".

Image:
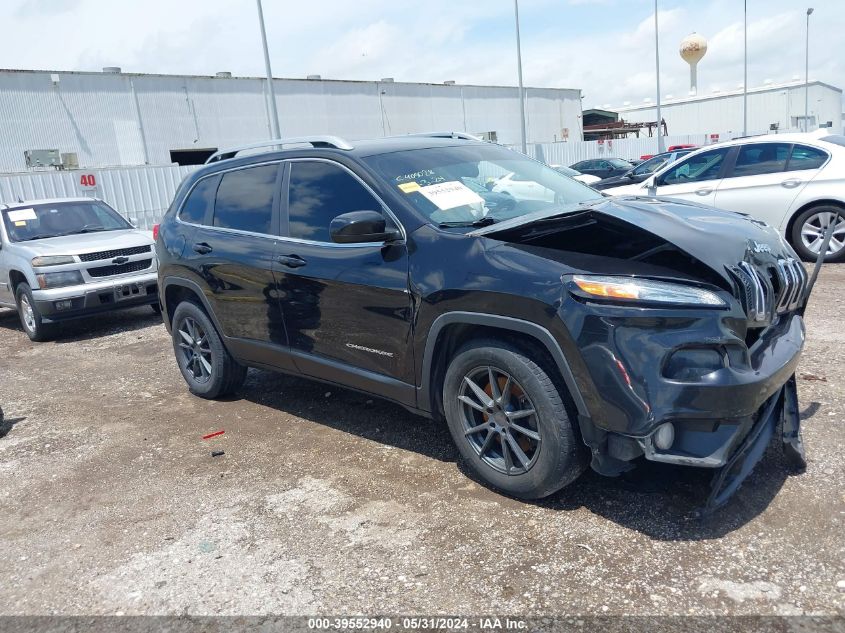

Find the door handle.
[
  {"left": 192, "top": 242, "right": 212, "bottom": 254},
  {"left": 695, "top": 188, "right": 713, "bottom": 196},
  {"left": 277, "top": 254, "right": 307, "bottom": 268},
  {"left": 781, "top": 178, "right": 802, "bottom": 189}
]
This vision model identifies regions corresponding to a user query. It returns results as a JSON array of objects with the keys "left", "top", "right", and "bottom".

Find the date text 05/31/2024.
[{"left": 307, "top": 617, "right": 528, "bottom": 630}]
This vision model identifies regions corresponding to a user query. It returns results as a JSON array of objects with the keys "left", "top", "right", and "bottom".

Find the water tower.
[{"left": 680, "top": 33, "right": 708, "bottom": 95}]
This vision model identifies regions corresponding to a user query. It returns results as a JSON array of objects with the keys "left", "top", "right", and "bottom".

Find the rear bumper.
[{"left": 32, "top": 272, "right": 158, "bottom": 321}]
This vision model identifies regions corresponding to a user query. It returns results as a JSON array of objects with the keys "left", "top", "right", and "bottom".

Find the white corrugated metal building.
[
  {"left": 0, "top": 68, "right": 584, "bottom": 172},
  {"left": 610, "top": 80, "right": 842, "bottom": 139}
]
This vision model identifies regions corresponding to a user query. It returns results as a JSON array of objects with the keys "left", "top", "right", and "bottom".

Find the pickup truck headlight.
[
  {"left": 572, "top": 275, "right": 726, "bottom": 307},
  {"left": 31, "top": 255, "right": 75, "bottom": 267},
  {"left": 36, "top": 270, "right": 84, "bottom": 289}
]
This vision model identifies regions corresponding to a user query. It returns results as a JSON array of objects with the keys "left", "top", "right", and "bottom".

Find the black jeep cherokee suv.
[{"left": 156, "top": 134, "right": 807, "bottom": 509}]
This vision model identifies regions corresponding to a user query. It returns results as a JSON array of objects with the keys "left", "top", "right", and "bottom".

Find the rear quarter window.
[
  {"left": 787, "top": 145, "right": 829, "bottom": 171},
  {"left": 179, "top": 177, "right": 218, "bottom": 225}
]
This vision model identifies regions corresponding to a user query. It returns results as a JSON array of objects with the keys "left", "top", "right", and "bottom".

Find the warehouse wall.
[
  {"left": 0, "top": 70, "right": 583, "bottom": 172},
  {"left": 613, "top": 82, "right": 842, "bottom": 137}
]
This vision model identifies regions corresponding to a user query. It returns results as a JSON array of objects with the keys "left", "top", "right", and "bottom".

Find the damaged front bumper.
[
  {"left": 561, "top": 296, "right": 806, "bottom": 511},
  {"left": 704, "top": 374, "right": 806, "bottom": 513}
]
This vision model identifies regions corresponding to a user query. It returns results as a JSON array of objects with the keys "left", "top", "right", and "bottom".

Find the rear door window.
[
  {"left": 731, "top": 143, "right": 791, "bottom": 177},
  {"left": 212, "top": 164, "right": 279, "bottom": 234},
  {"left": 787, "top": 145, "right": 828, "bottom": 171}
]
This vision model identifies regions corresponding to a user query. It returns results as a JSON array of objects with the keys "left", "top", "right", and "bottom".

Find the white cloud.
[{"left": 0, "top": 0, "right": 841, "bottom": 112}]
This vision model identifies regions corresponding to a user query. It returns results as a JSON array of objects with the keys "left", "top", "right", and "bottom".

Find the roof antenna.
[{"left": 16, "top": 196, "right": 23, "bottom": 203}]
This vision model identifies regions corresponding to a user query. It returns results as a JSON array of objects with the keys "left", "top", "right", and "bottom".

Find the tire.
[
  {"left": 15, "top": 283, "right": 53, "bottom": 342},
  {"left": 789, "top": 204, "right": 845, "bottom": 263},
  {"left": 442, "top": 339, "right": 588, "bottom": 499},
  {"left": 170, "top": 300, "right": 247, "bottom": 399}
]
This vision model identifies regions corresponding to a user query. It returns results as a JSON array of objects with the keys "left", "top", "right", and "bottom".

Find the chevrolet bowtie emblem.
[{"left": 112, "top": 256, "right": 130, "bottom": 264}]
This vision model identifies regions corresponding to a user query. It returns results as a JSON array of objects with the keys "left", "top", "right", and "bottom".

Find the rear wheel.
[
  {"left": 443, "top": 340, "right": 587, "bottom": 499},
  {"left": 790, "top": 204, "right": 845, "bottom": 262},
  {"left": 15, "top": 283, "right": 53, "bottom": 342},
  {"left": 171, "top": 301, "right": 246, "bottom": 399}
]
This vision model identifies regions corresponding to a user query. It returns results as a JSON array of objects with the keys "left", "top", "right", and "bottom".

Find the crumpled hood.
[
  {"left": 596, "top": 196, "right": 793, "bottom": 269},
  {"left": 13, "top": 229, "right": 154, "bottom": 258},
  {"left": 474, "top": 196, "right": 796, "bottom": 284}
]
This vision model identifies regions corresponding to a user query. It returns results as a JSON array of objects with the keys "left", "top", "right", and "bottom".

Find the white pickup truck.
[{"left": 0, "top": 197, "right": 158, "bottom": 341}]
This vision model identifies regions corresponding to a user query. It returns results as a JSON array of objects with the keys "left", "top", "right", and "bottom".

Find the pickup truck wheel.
[
  {"left": 790, "top": 205, "right": 845, "bottom": 263},
  {"left": 171, "top": 301, "right": 246, "bottom": 399},
  {"left": 15, "top": 283, "right": 53, "bottom": 342},
  {"left": 443, "top": 340, "right": 587, "bottom": 499}
]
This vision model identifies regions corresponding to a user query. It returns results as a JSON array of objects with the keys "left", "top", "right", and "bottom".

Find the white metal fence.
[
  {"left": 0, "top": 131, "right": 763, "bottom": 230},
  {"left": 0, "top": 164, "right": 199, "bottom": 230}
]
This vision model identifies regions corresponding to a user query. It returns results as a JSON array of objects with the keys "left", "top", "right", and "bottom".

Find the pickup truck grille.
[
  {"left": 730, "top": 258, "right": 806, "bottom": 323},
  {"left": 78, "top": 245, "right": 151, "bottom": 262},
  {"left": 88, "top": 258, "right": 153, "bottom": 278}
]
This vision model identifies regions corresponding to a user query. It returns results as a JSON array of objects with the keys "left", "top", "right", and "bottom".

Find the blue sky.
[{"left": 2, "top": 0, "right": 843, "bottom": 108}]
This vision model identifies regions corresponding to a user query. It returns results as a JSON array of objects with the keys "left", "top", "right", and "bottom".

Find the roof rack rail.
[
  {"left": 206, "top": 136, "right": 354, "bottom": 164},
  {"left": 405, "top": 131, "right": 484, "bottom": 141}
]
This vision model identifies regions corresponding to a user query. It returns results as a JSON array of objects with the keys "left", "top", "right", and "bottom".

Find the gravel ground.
[{"left": 0, "top": 267, "right": 843, "bottom": 618}]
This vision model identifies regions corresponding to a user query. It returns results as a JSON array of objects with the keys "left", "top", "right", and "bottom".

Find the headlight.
[
  {"left": 37, "top": 270, "right": 84, "bottom": 289},
  {"left": 31, "top": 255, "right": 75, "bottom": 266},
  {"left": 571, "top": 275, "right": 726, "bottom": 307}
]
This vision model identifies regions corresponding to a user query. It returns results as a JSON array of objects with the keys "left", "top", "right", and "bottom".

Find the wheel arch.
[
  {"left": 784, "top": 198, "right": 845, "bottom": 241},
  {"left": 162, "top": 277, "right": 226, "bottom": 337},
  {"left": 420, "top": 312, "right": 590, "bottom": 423},
  {"left": 8, "top": 269, "right": 29, "bottom": 295}
]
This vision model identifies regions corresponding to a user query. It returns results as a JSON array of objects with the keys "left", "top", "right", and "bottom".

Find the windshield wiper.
[
  {"left": 21, "top": 234, "right": 59, "bottom": 241},
  {"left": 72, "top": 227, "right": 108, "bottom": 234},
  {"left": 439, "top": 217, "right": 497, "bottom": 228}
]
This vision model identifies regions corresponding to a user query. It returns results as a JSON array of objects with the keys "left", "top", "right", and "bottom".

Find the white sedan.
[
  {"left": 492, "top": 168, "right": 598, "bottom": 203},
  {"left": 604, "top": 132, "right": 845, "bottom": 261}
]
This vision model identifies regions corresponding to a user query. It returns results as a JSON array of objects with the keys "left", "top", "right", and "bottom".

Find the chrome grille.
[
  {"left": 88, "top": 258, "right": 153, "bottom": 278},
  {"left": 78, "top": 245, "right": 151, "bottom": 262},
  {"left": 772, "top": 258, "right": 806, "bottom": 313},
  {"left": 731, "top": 258, "right": 806, "bottom": 322}
]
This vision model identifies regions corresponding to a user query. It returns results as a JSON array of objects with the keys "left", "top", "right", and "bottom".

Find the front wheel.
[
  {"left": 15, "top": 283, "right": 53, "bottom": 342},
  {"left": 443, "top": 340, "right": 587, "bottom": 499},
  {"left": 790, "top": 205, "right": 845, "bottom": 262},
  {"left": 171, "top": 301, "right": 247, "bottom": 399}
]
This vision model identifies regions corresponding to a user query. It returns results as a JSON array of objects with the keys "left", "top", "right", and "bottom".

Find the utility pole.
[
  {"left": 256, "top": 0, "right": 281, "bottom": 138},
  {"left": 743, "top": 0, "right": 748, "bottom": 136},
  {"left": 804, "top": 7, "right": 814, "bottom": 132},
  {"left": 655, "top": 0, "right": 665, "bottom": 153},
  {"left": 514, "top": 0, "right": 528, "bottom": 154}
]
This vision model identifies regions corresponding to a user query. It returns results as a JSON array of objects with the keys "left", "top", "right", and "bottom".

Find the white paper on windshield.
[
  {"left": 7, "top": 208, "right": 36, "bottom": 222},
  {"left": 418, "top": 181, "right": 484, "bottom": 211}
]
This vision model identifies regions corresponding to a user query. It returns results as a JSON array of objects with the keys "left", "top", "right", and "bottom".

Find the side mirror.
[
  {"left": 330, "top": 210, "right": 401, "bottom": 244},
  {"left": 625, "top": 171, "right": 636, "bottom": 179},
  {"left": 646, "top": 177, "right": 658, "bottom": 196}
]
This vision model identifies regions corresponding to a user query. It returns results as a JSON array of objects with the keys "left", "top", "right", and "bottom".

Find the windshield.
[
  {"left": 608, "top": 158, "right": 633, "bottom": 169},
  {"left": 1, "top": 200, "right": 131, "bottom": 243},
  {"left": 364, "top": 144, "right": 603, "bottom": 227}
]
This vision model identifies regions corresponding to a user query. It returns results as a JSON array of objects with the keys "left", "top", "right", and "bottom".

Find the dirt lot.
[{"left": 0, "top": 267, "right": 844, "bottom": 618}]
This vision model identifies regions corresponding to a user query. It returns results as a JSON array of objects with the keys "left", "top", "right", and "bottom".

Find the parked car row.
[
  {"left": 604, "top": 132, "right": 845, "bottom": 262},
  {"left": 591, "top": 149, "right": 695, "bottom": 190}
]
